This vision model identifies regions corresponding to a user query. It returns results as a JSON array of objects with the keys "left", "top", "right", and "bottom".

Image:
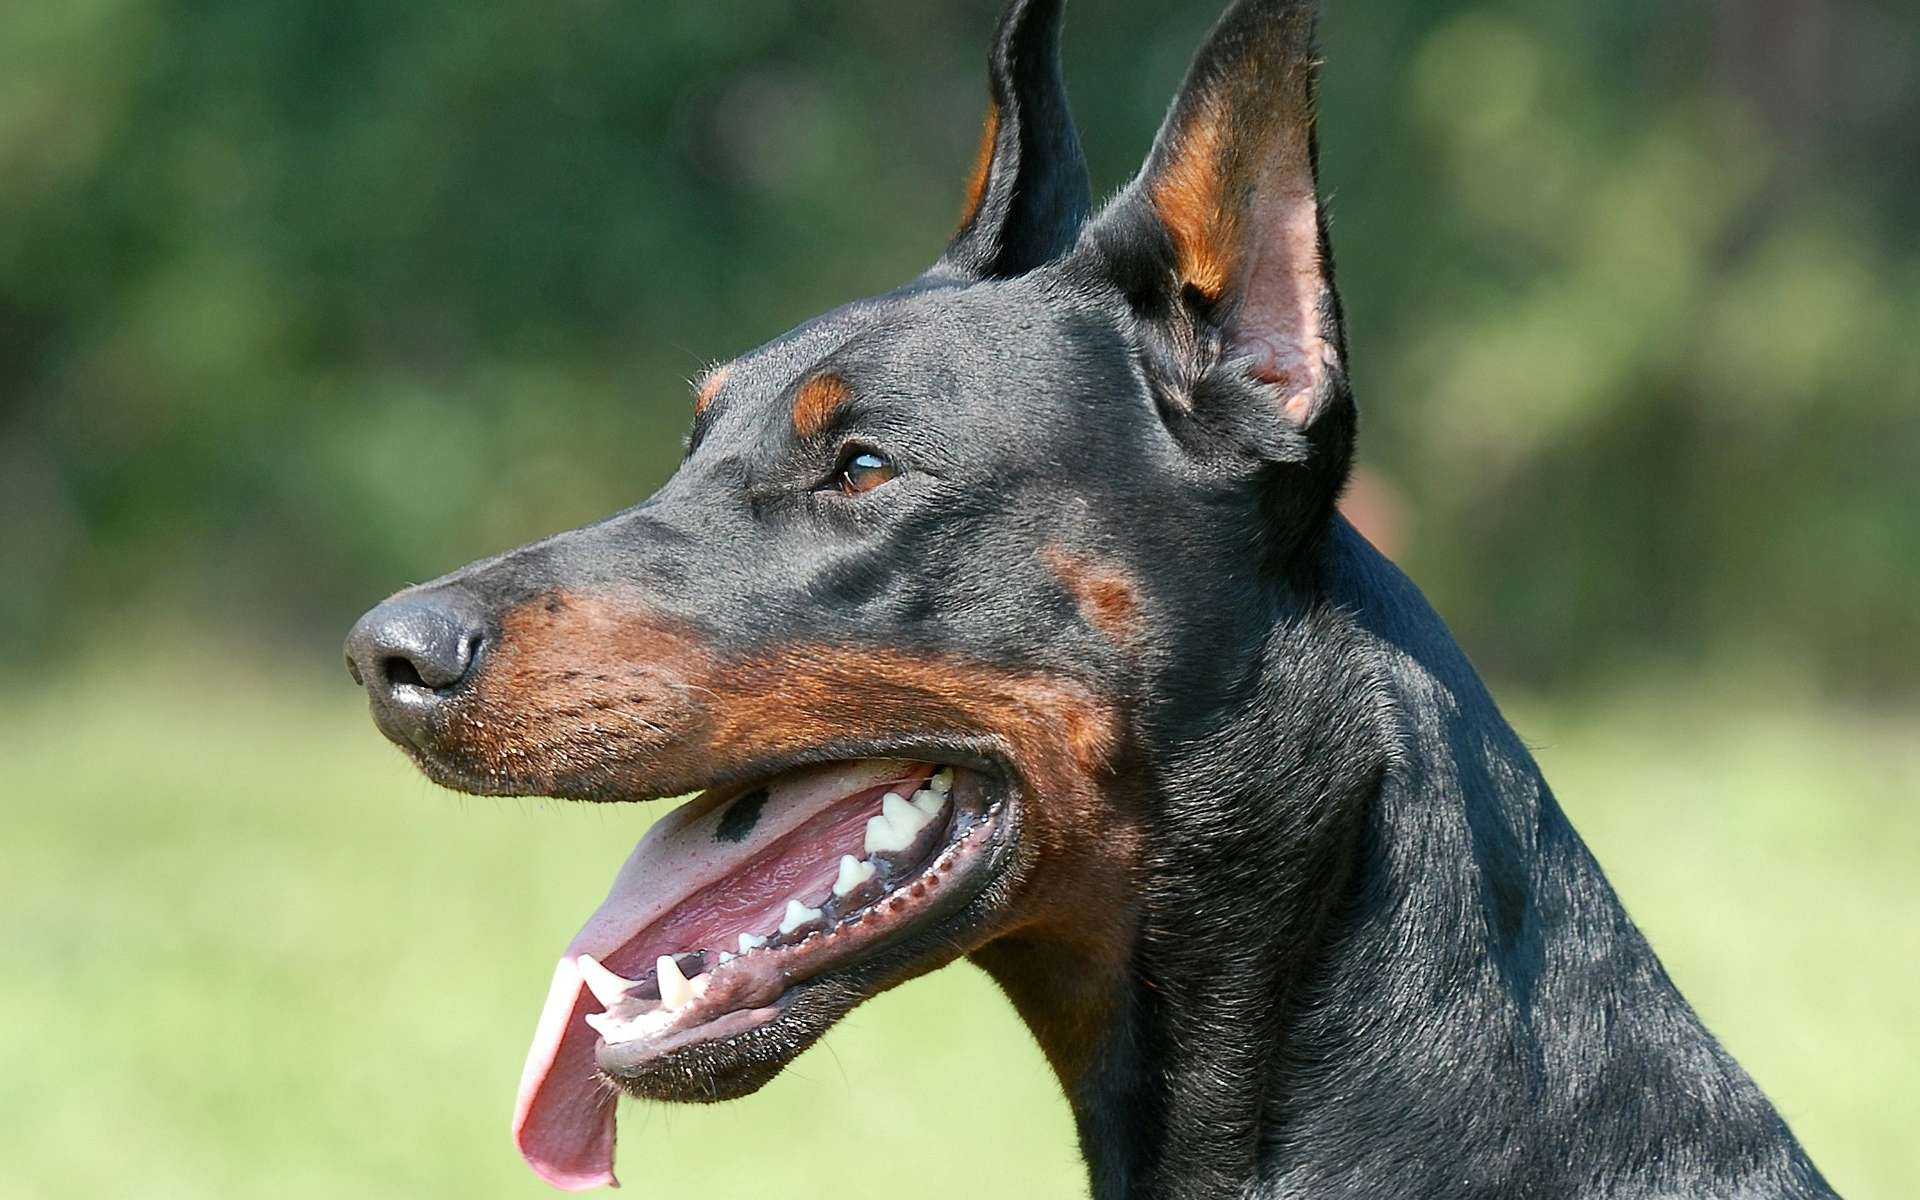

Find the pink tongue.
[{"left": 511, "top": 760, "right": 909, "bottom": 1190}]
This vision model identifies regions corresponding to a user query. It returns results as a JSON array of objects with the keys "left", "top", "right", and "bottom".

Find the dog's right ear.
[
  {"left": 937, "top": 0, "right": 1091, "bottom": 280},
  {"left": 1085, "top": 0, "right": 1353, "bottom": 535}
]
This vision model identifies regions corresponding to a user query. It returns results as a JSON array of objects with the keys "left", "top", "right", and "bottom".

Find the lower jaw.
[{"left": 592, "top": 771, "right": 1023, "bottom": 1099}]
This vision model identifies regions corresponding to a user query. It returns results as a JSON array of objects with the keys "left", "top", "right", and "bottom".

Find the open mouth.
[{"left": 512, "top": 757, "right": 1016, "bottom": 1191}]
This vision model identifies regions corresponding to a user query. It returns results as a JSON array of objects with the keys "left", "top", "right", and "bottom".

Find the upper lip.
[{"left": 401, "top": 726, "right": 1015, "bottom": 808}]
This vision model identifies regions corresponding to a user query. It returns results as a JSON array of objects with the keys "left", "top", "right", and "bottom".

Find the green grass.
[{"left": 3, "top": 657, "right": 1914, "bottom": 1198}]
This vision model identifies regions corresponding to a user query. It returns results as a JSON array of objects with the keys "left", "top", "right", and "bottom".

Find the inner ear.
[
  {"left": 1109, "top": 0, "right": 1345, "bottom": 431},
  {"left": 1218, "top": 175, "right": 1329, "bottom": 428}
]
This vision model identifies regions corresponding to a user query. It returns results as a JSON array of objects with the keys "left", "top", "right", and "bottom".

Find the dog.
[{"left": 345, "top": 1, "right": 1839, "bottom": 1195}]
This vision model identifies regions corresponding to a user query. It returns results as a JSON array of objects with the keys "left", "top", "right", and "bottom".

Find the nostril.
[{"left": 346, "top": 593, "right": 487, "bottom": 703}]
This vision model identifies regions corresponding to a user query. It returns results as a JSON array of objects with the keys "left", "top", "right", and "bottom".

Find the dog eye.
[{"left": 833, "top": 447, "right": 899, "bottom": 496}]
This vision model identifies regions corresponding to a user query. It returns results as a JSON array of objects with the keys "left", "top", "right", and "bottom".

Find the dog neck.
[{"left": 976, "top": 520, "right": 1828, "bottom": 1200}]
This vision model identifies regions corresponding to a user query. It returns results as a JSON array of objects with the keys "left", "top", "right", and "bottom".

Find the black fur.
[
  {"left": 346, "top": 2, "right": 1839, "bottom": 1196},
  {"left": 1063, "top": 522, "right": 1836, "bottom": 1197},
  {"left": 940, "top": 0, "right": 1092, "bottom": 279}
]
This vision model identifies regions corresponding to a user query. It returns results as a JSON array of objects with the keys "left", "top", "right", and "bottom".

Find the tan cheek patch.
[
  {"left": 453, "top": 592, "right": 716, "bottom": 781},
  {"left": 1043, "top": 547, "right": 1144, "bottom": 648},
  {"left": 790, "top": 371, "right": 850, "bottom": 440}
]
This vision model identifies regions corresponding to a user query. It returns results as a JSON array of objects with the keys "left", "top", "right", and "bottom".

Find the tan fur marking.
[
  {"left": 1149, "top": 90, "right": 1240, "bottom": 303},
  {"left": 957, "top": 100, "right": 1002, "bottom": 231},
  {"left": 693, "top": 363, "right": 732, "bottom": 415},
  {"left": 462, "top": 591, "right": 1127, "bottom": 823},
  {"left": 1043, "top": 547, "right": 1144, "bottom": 647},
  {"left": 791, "top": 372, "right": 850, "bottom": 440}
]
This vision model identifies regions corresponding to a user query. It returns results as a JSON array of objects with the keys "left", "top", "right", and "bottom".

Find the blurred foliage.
[{"left": 1, "top": 0, "right": 1915, "bottom": 687}]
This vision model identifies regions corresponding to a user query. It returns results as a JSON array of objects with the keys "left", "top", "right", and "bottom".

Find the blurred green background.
[{"left": 2, "top": 0, "right": 1914, "bottom": 1197}]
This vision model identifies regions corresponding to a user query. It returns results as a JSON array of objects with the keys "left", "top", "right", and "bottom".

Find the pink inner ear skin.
[
  {"left": 1230, "top": 182, "right": 1331, "bottom": 427},
  {"left": 1237, "top": 331, "right": 1301, "bottom": 389}
]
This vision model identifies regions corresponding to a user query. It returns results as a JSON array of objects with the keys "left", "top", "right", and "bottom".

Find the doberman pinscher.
[{"left": 345, "top": 2, "right": 1839, "bottom": 1196}]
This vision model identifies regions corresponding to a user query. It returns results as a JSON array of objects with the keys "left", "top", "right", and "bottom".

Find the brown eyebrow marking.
[
  {"left": 693, "top": 363, "right": 733, "bottom": 415},
  {"left": 957, "top": 98, "right": 1002, "bottom": 232},
  {"left": 791, "top": 371, "right": 851, "bottom": 439}
]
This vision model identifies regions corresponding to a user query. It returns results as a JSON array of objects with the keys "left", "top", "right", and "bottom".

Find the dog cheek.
[
  {"left": 1042, "top": 545, "right": 1147, "bottom": 650},
  {"left": 452, "top": 591, "right": 716, "bottom": 786}
]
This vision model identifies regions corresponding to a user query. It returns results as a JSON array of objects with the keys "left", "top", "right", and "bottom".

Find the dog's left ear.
[
  {"left": 1090, "top": 0, "right": 1353, "bottom": 522},
  {"left": 938, "top": 0, "right": 1092, "bottom": 279}
]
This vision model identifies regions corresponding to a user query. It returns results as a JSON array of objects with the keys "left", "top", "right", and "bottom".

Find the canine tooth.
[
  {"left": 780, "top": 899, "right": 823, "bottom": 935},
  {"left": 657, "top": 954, "right": 694, "bottom": 1010},
  {"left": 738, "top": 932, "right": 767, "bottom": 954},
  {"left": 881, "top": 791, "right": 926, "bottom": 833},
  {"left": 576, "top": 954, "right": 638, "bottom": 1009},
  {"left": 864, "top": 812, "right": 912, "bottom": 854},
  {"left": 833, "top": 854, "right": 876, "bottom": 897},
  {"left": 910, "top": 787, "right": 944, "bottom": 818},
  {"left": 930, "top": 768, "right": 954, "bottom": 794}
]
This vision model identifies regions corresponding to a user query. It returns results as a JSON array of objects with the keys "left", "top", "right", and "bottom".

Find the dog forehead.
[{"left": 709, "top": 274, "right": 1126, "bottom": 435}]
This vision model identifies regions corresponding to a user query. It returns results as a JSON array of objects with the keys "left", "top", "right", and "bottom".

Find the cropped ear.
[
  {"left": 1089, "top": 0, "right": 1352, "bottom": 510},
  {"left": 937, "top": 0, "right": 1092, "bottom": 279}
]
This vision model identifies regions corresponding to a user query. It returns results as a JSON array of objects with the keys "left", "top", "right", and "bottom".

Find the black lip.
[{"left": 591, "top": 768, "right": 1026, "bottom": 1102}]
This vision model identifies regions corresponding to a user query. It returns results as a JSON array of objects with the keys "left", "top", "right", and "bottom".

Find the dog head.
[{"left": 345, "top": 0, "right": 1349, "bottom": 1188}]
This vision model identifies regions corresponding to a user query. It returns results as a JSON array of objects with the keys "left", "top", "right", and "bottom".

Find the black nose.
[{"left": 345, "top": 594, "right": 488, "bottom": 744}]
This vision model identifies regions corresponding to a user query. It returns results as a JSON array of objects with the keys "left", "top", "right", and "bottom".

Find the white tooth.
[
  {"left": 833, "top": 854, "right": 876, "bottom": 897},
  {"left": 779, "top": 898, "right": 822, "bottom": 935},
  {"left": 657, "top": 954, "right": 694, "bottom": 1010},
  {"left": 738, "top": 932, "right": 767, "bottom": 954},
  {"left": 576, "top": 954, "right": 638, "bottom": 1009},
  {"left": 881, "top": 791, "right": 927, "bottom": 834},
  {"left": 864, "top": 812, "right": 911, "bottom": 854},
  {"left": 910, "top": 788, "right": 944, "bottom": 818},
  {"left": 588, "top": 1007, "right": 672, "bottom": 1045},
  {"left": 930, "top": 768, "right": 954, "bottom": 794},
  {"left": 718, "top": 950, "right": 735, "bottom": 964}
]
